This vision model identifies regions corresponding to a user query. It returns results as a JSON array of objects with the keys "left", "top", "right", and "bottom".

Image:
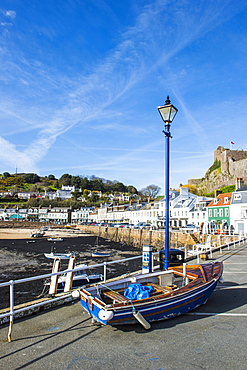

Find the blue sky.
[{"left": 0, "top": 0, "right": 247, "bottom": 192}]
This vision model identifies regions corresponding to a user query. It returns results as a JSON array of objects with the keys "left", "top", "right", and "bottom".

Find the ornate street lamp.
[{"left": 157, "top": 96, "right": 178, "bottom": 269}]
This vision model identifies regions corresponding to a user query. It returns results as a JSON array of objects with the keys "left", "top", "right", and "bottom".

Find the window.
[
  {"left": 225, "top": 208, "right": 229, "bottom": 217},
  {"left": 234, "top": 193, "right": 242, "bottom": 200},
  {"left": 203, "top": 213, "right": 205, "bottom": 218},
  {"left": 224, "top": 197, "right": 229, "bottom": 204},
  {"left": 209, "top": 209, "right": 212, "bottom": 217},
  {"left": 219, "top": 209, "right": 223, "bottom": 217},
  {"left": 214, "top": 209, "right": 218, "bottom": 217}
]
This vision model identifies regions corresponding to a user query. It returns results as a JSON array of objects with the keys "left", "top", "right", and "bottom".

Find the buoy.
[
  {"left": 132, "top": 310, "right": 151, "bottom": 330},
  {"left": 98, "top": 309, "right": 114, "bottom": 321},
  {"left": 71, "top": 289, "right": 80, "bottom": 298}
]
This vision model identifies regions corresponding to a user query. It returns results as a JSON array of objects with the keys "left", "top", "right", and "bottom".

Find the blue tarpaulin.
[{"left": 124, "top": 283, "right": 154, "bottom": 300}]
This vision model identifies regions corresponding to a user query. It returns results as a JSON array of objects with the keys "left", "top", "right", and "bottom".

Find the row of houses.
[
  {"left": 0, "top": 185, "right": 132, "bottom": 202},
  {"left": 1, "top": 185, "right": 247, "bottom": 233}
]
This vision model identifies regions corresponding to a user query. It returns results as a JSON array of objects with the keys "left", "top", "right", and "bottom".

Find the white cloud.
[
  {"left": 0, "top": 0, "right": 246, "bottom": 177},
  {"left": 5, "top": 10, "right": 16, "bottom": 19},
  {"left": 0, "top": 137, "right": 38, "bottom": 172}
]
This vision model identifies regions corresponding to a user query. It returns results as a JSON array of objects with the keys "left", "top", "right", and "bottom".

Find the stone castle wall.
[
  {"left": 229, "top": 157, "right": 247, "bottom": 182},
  {"left": 214, "top": 146, "right": 247, "bottom": 173},
  {"left": 188, "top": 146, "right": 247, "bottom": 193}
]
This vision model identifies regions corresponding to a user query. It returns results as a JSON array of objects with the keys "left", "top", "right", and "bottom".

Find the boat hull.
[
  {"left": 80, "top": 279, "right": 217, "bottom": 325},
  {"left": 44, "top": 253, "right": 74, "bottom": 260},
  {"left": 79, "top": 262, "right": 223, "bottom": 327}
]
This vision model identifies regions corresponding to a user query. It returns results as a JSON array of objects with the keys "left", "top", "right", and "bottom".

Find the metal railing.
[
  {"left": 187, "top": 234, "right": 247, "bottom": 263},
  {"left": 0, "top": 253, "right": 146, "bottom": 342},
  {"left": 1, "top": 235, "right": 246, "bottom": 342}
]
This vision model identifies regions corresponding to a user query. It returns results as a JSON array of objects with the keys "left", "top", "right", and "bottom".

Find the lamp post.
[{"left": 157, "top": 96, "right": 178, "bottom": 269}]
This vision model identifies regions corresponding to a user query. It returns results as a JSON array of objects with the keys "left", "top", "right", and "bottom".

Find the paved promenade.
[{"left": 1, "top": 243, "right": 247, "bottom": 370}]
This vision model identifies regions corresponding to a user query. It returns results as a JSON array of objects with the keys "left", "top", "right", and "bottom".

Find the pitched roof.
[{"left": 207, "top": 192, "right": 232, "bottom": 207}]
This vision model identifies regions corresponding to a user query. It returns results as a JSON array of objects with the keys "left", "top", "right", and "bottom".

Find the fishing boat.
[
  {"left": 30, "top": 231, "right": 45, "bottom": 238},
  {"left": 91, "top": 235, "right": 111, "bottom": 257},
  {"left": 76, "top": 261, "right": 223, "bottom": 329},
  {"left": 44, "top": 252, "right": 75, "bottom": 260},
  {"left": 47, "top": 237, "right": 63, "bottom": 242},
  {"left": 91, "top": 251, "right": 111, "bottom": 258},
  {"left": 45, "top": 264, "right": 103, "bottom": 290}
]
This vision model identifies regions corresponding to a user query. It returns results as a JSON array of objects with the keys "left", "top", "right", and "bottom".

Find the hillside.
[{"left": 188, "top": 146, "right": 247, "bottom": 194}]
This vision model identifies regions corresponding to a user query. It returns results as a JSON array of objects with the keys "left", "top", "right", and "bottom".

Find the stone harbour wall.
[{"left": 77, "top": 225, "right": 208, "bottom": 250}]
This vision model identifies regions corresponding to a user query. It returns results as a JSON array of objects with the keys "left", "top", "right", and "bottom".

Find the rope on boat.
[{"left": 97, "top": 283, "right": 119, "bottom": 293}]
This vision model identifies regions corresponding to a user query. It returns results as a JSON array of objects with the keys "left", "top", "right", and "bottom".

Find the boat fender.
[
  {"left": 98, "top": 309, "right": 114, "bottom": 321},
  {"left": 71, "top": 290, "right": 80, "bottom": 299},
  {"left": 132, "top": 310, "right": 151, "bottom": 330}
]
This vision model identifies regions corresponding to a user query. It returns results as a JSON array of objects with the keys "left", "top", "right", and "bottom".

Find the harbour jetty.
[{"left": 0, "top": 239, "right": 246, "bottom": 369}]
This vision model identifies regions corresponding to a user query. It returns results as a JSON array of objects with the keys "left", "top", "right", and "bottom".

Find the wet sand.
[{"left": 0, "top": 228, "right": 141, "bottom": 310}]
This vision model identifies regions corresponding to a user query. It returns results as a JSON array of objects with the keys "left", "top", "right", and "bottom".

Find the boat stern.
[{"left": 79, "top": 289, "right": 114, "bottom": 325}]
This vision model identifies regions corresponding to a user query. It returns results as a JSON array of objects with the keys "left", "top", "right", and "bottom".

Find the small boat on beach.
[
  {"left": 91, "top": 235, "right": 111, "bottom": 257},
  {"left": 91, "top": 251, "right": 111, "bottom": 258},
  {"left": 47, "top": 237, "right": 63, "bottom": 242},
  {"left": 76, "top": 261, "right": 223, "bottom": 329},
  {"left": 30, "top": 231, "right": 45, "bottom": 238},
  {"left": 44, "top": 252, "right": 75, "bottom": 260},
  {"left": 45, "top": 264, "right": 103, "bottom": 290}
]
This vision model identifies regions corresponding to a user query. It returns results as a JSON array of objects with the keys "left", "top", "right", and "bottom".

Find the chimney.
[
  {"left": 214, "top": 189, "right": 222, "bottom": 197},
  {"left": 236, "top": 178, "right": 244, "bottom": 190}
]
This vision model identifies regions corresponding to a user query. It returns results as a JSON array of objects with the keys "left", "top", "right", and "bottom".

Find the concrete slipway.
[{"left": 0, "top": 243, "right": 247, "bottom": 370}]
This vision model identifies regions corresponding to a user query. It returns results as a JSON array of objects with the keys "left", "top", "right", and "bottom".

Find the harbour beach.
[{"left": 0, "top": 227, "right": 141, "bottom": 310}]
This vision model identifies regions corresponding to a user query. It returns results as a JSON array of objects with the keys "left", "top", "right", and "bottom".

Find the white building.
[
  {"left": 38, "top": 207, "right": 71, "bottom": 223},
  {"left": 187, "top": 197, "right": 212, "bottom": 228},
  {"left": 71, "top": 207, "right": 94, "bottom": 223},
  {"left": 230, "top": 186, "right": 247, "bottom": 233}
]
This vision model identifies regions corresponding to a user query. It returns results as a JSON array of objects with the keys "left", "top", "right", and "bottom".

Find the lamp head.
[{"left": 157, "top": 96, "right": 178, "bottom": 124}]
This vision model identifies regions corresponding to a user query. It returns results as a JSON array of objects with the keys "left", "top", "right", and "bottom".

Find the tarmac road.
[{"left": 0, "top": 242, "right": 247, "bottom": 370}]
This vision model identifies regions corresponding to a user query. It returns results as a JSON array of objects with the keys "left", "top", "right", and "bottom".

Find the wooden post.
[
  {"left": 64, "top": 256, "right": 76, "bottom": 292},
  {"left": 139, "top": 229, "right": 143, "bottom": 248},
  {"left": 127, "top": 228, "right": 131, "bottom": 245},
  {"left": 115, "top": 227, "right": 118, "bottom": 242},
  {"left": 7, "top": 280, "right": 14, "bottom": 342},
  {"left": 149, "top": 230, "right": 152, "bottom": 245},
  {"left": 49, "top": 258, "right": 61, "bottom": 295}
]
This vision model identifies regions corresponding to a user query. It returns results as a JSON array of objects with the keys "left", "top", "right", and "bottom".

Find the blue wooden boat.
[
  {"left": 77, "top": 262, "right": 223, "bottom": 329},
  {"left": 44, "top": 252, "right": 75, "bottom": 260},
  {"left": 91, "top": 251, "right": 111, "bottom": 258}
]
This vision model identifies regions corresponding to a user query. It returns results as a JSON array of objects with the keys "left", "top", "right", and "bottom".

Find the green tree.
[
  {"left": 127, "top": 185, "right": 138, "bottom": 194},
  {"left": 71, "top": 190, "right": 82, "bottom": 201},
  {"left": 59, "top": 174, "right": 72, "bottom": 186},
  {"left": 3, "top": 172, "right": 11, "bottom": 178},
  {"left": 47, "top": 174, "right": 56, "bottom": 180},
  {"left": 22, "top": 173, "right": 40, "bottom": 184}
]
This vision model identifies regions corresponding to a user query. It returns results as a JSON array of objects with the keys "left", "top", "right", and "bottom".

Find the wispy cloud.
[
  {"left": 0, "top": 0, "right": 246, "bottom": 176},
  {"left": 5, "top": 10, "right": 16, "bottom": 19}
]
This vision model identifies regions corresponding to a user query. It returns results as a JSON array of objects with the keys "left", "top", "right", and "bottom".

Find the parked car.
[
  {"left": 180, "top": 224, "right": 199, "bottom": 233},
  {"left": 122, "top": 224, "right": 135, "bottom": 228},
  {"left": 134, "top": 222, "right": 152, "bottom": 229}
]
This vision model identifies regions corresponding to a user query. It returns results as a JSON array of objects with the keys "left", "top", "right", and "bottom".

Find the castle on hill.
[{"left": 188, "top": 146, "right": 247, "bottom": 193}]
